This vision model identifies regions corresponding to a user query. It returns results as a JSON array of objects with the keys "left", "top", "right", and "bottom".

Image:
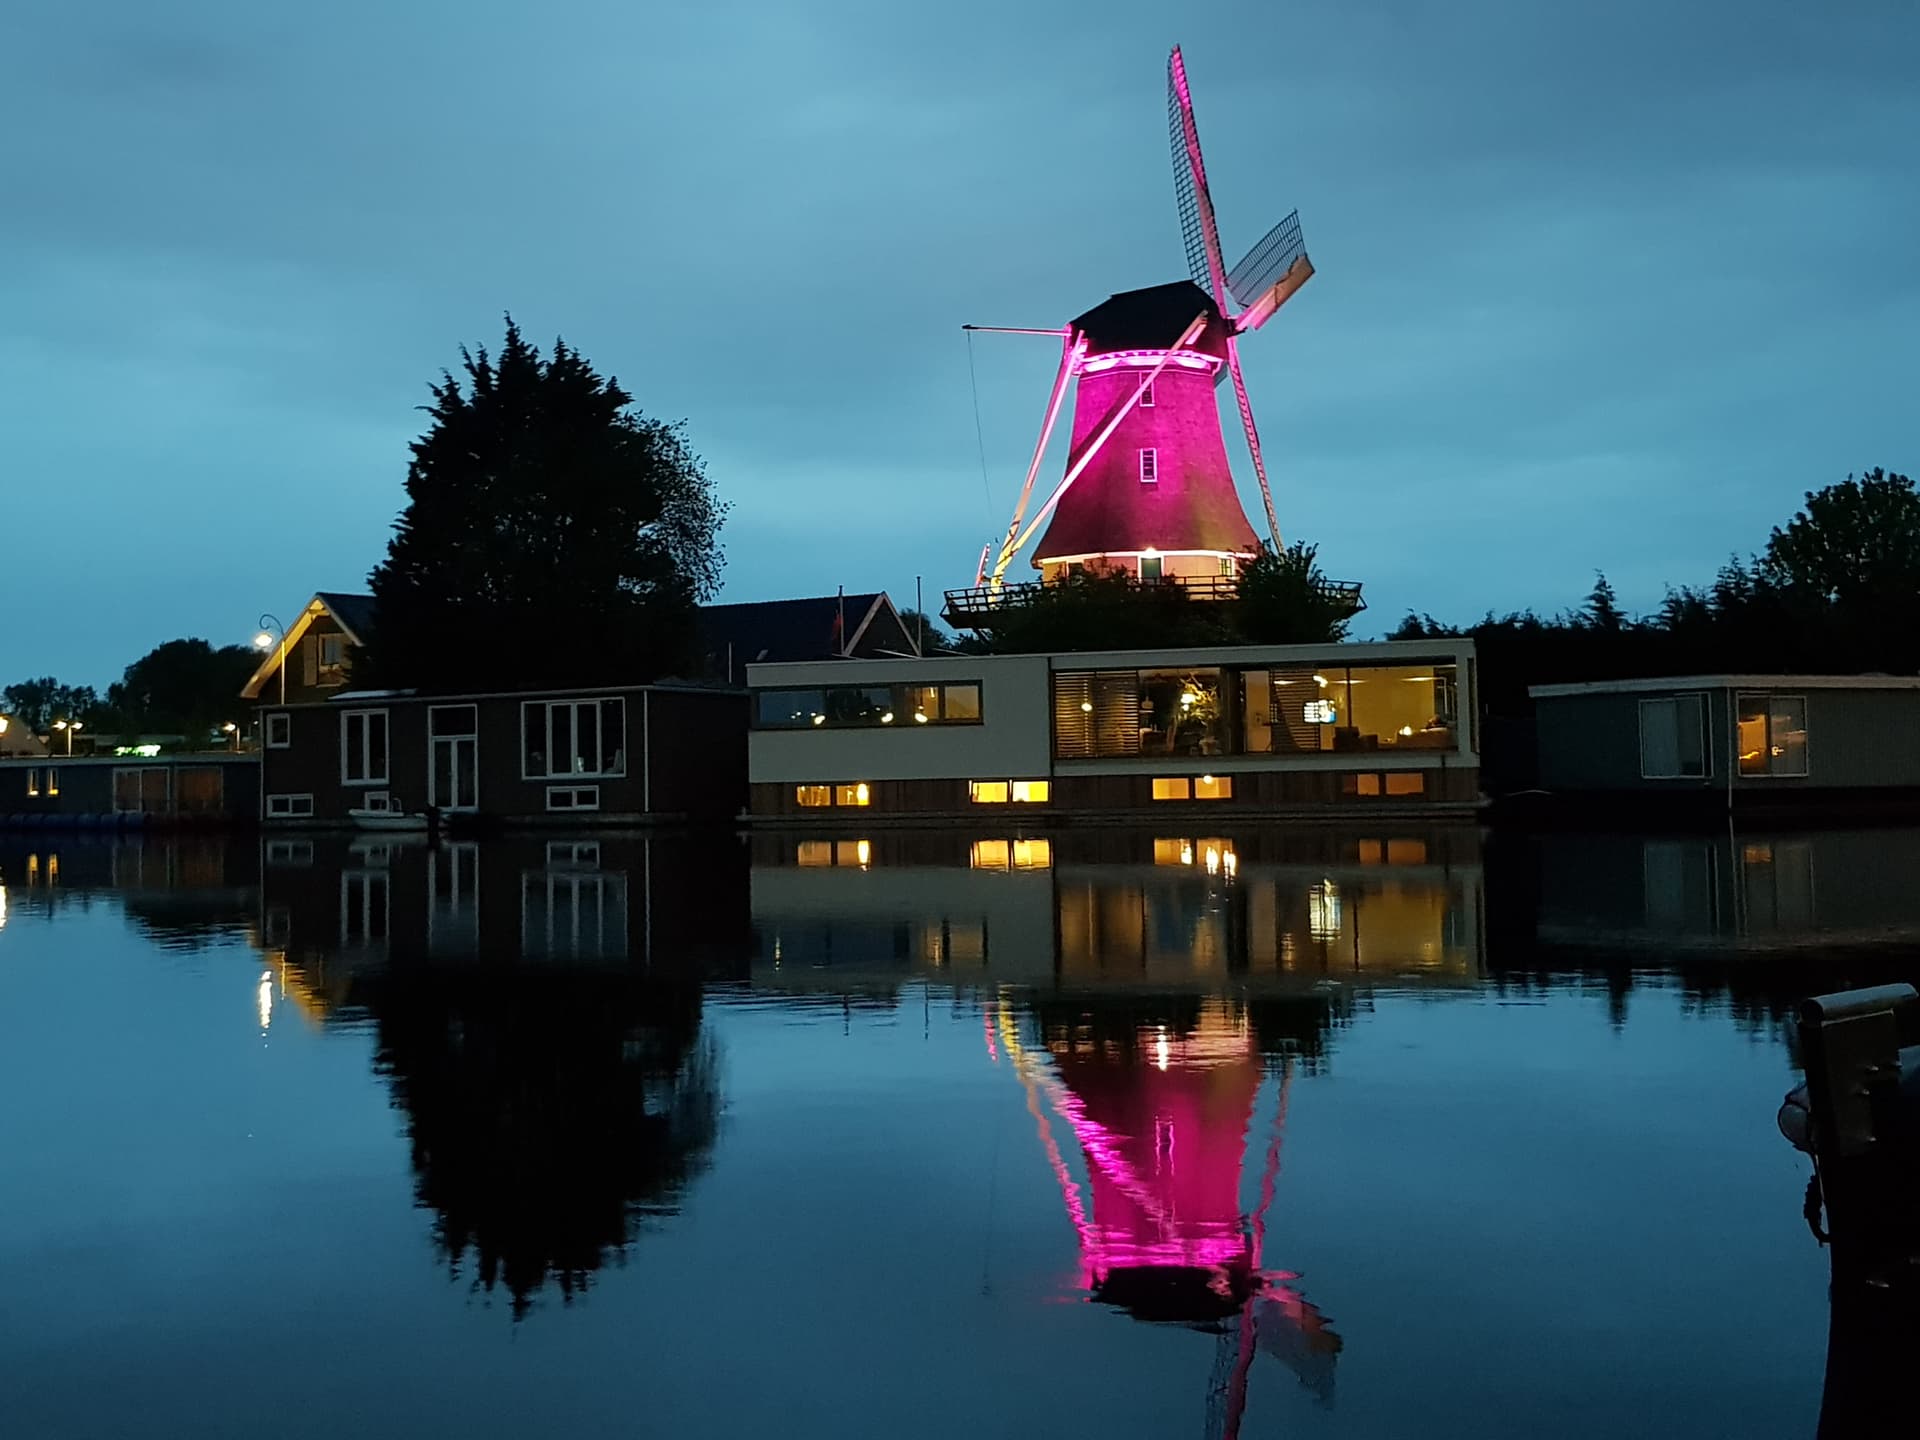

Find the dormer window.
[{"left": 1139, "top": 448, "right": 1158, "bottom": 484}]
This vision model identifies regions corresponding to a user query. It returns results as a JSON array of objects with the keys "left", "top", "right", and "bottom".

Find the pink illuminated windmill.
[{"left": 950, "top": 46, "right": 1356, "bottom": 621}]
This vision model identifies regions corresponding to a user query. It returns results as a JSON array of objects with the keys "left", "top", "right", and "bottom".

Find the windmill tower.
[{"left": 953, "top": 46, "right": 1352, "bottom": 620}]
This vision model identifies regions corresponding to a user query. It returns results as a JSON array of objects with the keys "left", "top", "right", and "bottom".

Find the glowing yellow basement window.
[
  {"left": 970, "top": 779, "right": 1050, "bottom": 804},
  {"left": 1151, "top": 777, "right": 1191, "bottom": 800},
  {"left": 1194, "top": 774, "right": 1231, "bottom": 800},
  {"left": 835, "top": 783, "right": 871, "bottom": 808},
  {"left": 795, "top": 784, "right": 832, "bottom": 808}
]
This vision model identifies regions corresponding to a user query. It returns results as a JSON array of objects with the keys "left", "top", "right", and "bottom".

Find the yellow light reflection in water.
[{"left": 257, "top": 969, "right": 273, "bottom": 1033}]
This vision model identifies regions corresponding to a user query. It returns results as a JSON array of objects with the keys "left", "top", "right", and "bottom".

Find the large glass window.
[
  {"left": 1737, "top": 694, "right": 1808, "bottom": 777},
  {"left": 753, "top": 681, "right": 983, "bottom": 729},
  {"left": 1640, "top": 695, "right": 1709, "bottom": 778},
  {"left": 1058, "top": 661, "right": 1458, "bottom": 759},
  {"left": 522, "top": 698, "right": 626, "bottom": 778}
]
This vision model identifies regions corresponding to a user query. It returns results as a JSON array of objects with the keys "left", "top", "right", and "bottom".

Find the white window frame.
[
  {"left": 545, "top": 785, "right": 601, "bottom": 812},
  {"left": 1139, "top": 447, "right": 1158, "bottom": 483},
  {"left": 340, "top": 709, "right": 390, "bottom": 786},
  {"left": 521, "top": 697, "right": 626, "bottom": 780},
  {"left": 265, "top": 711, "right": 291, "bottom": 749},
  {"left": 1140, "top": 382, "right": 1154, "bottom": 408},
  {"left": 266, "top": 793, "right": 315, "bottom": 818},
  {"left": 358, "top": 791, "right": 394, "bottom": 814},
  {"left": 1735, "top": 692, "right": 1811, "bottom": 779},
  {"left": 1638, "top": 694, "right": 1710, "bottom": 780},
  {"left": 318, "top": 633, "right": 346, "bottom": 668}
]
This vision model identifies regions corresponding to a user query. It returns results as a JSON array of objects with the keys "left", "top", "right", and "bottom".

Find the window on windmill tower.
[
  {"left": 1139, "top": 448, "right": 1157, "bottom": 483},
  {"left": 1140, "top": 382, "right": 1154, "bottom": 408}
]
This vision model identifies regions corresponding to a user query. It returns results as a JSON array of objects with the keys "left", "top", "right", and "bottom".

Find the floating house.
[
  {"left": 746, "top": 637, "right": 1478, "bottom": 820},
  {"left": 0, "top": 754, "right": 259, "bottom": 826},
  {"left": 1530, "top": 675, "right": 1920, "bottom": 814}
]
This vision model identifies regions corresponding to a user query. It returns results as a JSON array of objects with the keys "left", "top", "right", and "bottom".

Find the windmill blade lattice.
[{"left": 1227, "top": 211, "right": 1308, "bottom": 313}]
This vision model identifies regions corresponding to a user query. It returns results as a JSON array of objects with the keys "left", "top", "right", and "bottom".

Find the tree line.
[
  {"left": 4, "top": 640, "right": 259, "bottom": 746},
  {"left": 1391, "top": 467, "right": 1918, "bottom": 717}
]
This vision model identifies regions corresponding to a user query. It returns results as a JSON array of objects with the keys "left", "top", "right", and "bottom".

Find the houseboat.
[
  {"left": 1530, "top": 674, "right": 1920, "bottom": 817},
  {"left": 745, "top": 637, "right": 1479, "bottom": 821}
]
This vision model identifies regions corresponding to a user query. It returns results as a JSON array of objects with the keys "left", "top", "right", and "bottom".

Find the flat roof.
[
  {"left": 747, "top": 637, "right": 1472, "bottom": 681},
  {"left": 1530, "top": 675, "right": 1920, "bottom": 699}
]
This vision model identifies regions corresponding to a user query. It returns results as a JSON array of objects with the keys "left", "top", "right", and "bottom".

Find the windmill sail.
[
  {"left": 1168, "top": 71, "right": 1214, "bottom": 295},
  {"left": 1228, "top": 210, "right": 1315, "bottom": 334}
]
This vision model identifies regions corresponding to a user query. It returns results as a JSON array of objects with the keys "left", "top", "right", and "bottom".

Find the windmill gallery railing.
[{"left": 941, "top": 574, "right": 1366, "bottom": 625}]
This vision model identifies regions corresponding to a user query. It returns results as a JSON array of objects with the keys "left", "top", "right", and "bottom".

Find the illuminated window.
[
  {"left": 795, "top": 784, "right": 832, "bottom": 808},
  {"left": 1640, "top": 694, "right": 1709, "bottom": 779},
  {"left": 1152, "top": 777, "right": 1191, "bottom": 800},
  {"left": 1139, "top": 448, "right": 1158, "bottom": 483},
  {"left": 1140, "top": 381, "right": 1154, "bottom": 408},
  {"left": 835, "top": 783, "right": 871, "bottom": 807},
  {"left": 1194, "top": 774, "right": 1232, "bottom": 800},
  {"left": 942, "top": 684, "right": 982, "bottom": 722},
  {"left": 796, "top": 841, "right": 833, "bottom": 866},
  {"left": 1343, "top": 773, "right": 1382, "bottom": 797},
  {"left": 1217, "top": 556, "right": 1234, "bottom": 577},
  {"left": 971, "top": 779, "right": 1049, "bottom": 804},
  {"left": 1387, "top": 839, "right": 1428, "bottom": 864},
  {"left": 26, "top": 769, "right": 40, "bottom": 797},
  {"left": 266, "top": 712, "right": 291, "bottom": 748},
  {"left": 1384, "top": 772, "right": 1425, "bottom": 796},
  {"left": 1153, "top": 838, "right": 1191, "bottom": 866},
  {"left": 1736, "top": 694, "right": 1808, "bottom": 777},
  {"left": 836, "top": 839, "right": 871, "bottom": 868}
]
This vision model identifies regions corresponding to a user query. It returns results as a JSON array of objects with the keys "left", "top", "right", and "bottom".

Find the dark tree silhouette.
[
  {"left": 1581, "top": 572, "right": 1625, "bottom": 632},
  {"left": 366, "top": 318, "right": 728, "bottom": 690},
  {"left": 1236, "top": 540, "right": 1354, "bottom": 644},
  {"left": 2, "top": 677, "right": 103, "bottom": 731},
  {"left": 112, "top": 638, "right": 257, "bottom": 739}
]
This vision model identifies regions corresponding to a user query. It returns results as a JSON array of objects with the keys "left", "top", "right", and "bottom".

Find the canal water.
[{"left": 3, "top": 825, "right": 1915, "bottom": 1437}]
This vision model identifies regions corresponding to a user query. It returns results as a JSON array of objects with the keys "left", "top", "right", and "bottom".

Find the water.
[{"left": 3, "top": 825, "right": 1913, "bottom": 1438}]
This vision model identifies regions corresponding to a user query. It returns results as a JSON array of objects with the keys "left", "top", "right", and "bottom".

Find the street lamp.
[
  {"left": 254, "top": 613, "right": 287, "bottom": 708},
  {"left": 222, "top": 721, "right": 240, "bottom": 752},
  {"left": 52, "top": 719, "right": 81, "bottom": 756}
]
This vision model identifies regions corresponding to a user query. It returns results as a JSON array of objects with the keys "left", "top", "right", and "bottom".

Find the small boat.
[{"left": 348, "top": 807, "right": 431, "bottom": 832}]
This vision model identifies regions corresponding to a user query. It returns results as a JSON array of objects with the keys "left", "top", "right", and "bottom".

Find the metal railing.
[{"left": 942, "top": 574, "right": 1366, "bottom": 622}]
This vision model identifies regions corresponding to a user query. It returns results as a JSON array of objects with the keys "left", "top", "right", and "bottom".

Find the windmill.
[{"left": 947, "top": 46, "right": 1357, "bottom": 626}]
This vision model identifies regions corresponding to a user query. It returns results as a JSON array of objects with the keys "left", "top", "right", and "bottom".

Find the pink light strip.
[{"left": 1080, "top": 351, "right": 1218, "bottom": 375}]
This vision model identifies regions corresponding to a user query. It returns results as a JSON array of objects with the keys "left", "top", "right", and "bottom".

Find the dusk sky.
[{"left": 3, "top": 1, "right": 1915, "bottom": 687}]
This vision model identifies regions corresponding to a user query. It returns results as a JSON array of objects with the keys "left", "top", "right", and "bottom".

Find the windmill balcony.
[{"left": 942, "top": 573, "right": 1366, "bottom": 625}]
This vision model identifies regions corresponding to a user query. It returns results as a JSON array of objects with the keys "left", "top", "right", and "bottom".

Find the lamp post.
[
  {"left": 222, "top": 721, "right": 240, "bottom": 753},
  {"left": 254, "top": 614, "right": 287, "bottom": 708},
  {"left": 52, "top": 719, "right": 80, "bottom": 756}
]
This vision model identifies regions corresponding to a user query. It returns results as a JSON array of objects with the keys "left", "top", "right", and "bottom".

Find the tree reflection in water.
[{"left": 371, "top": 972, "right": 718, "bottom": 1319}]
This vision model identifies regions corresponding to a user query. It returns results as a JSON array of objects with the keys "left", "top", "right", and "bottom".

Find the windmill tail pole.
[
  {"left": 1226, "top": 336, "right": 1283, "bottom": 551},
  {"left": 988, "top": 332, "right": 1081, "bottom": 587},
  {"left": 1002, "top": 311, "right": 1210, "bottom": 569}
]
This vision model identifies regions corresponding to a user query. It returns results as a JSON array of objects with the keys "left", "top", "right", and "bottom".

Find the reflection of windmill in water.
[{"left": 993, "top": 996, "right": 1342, "bottom": 1437}]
